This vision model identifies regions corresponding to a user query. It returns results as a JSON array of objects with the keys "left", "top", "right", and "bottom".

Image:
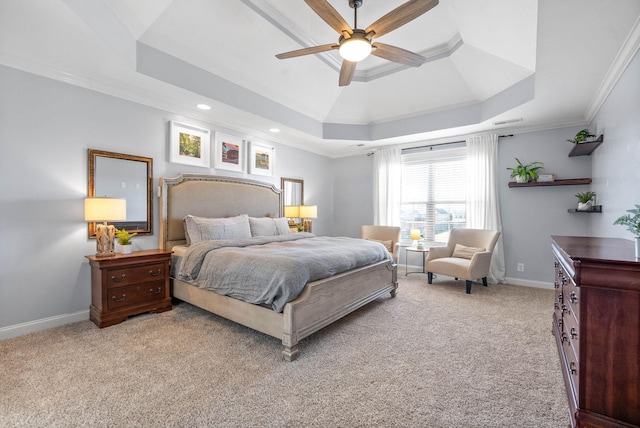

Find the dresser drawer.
[
  {"left": 561, "top": 321, "right": 580, "bottom": 400},
  {"left": 564, "top": 281, "right": 580, "bottom": 321},
  {"left": 107, "top": 281, "right": 167, "bottom": 311},
  {"left": 106, "top": 263, "right": 166, "bottom": 288},
  {"left": 563, "top": 311, "right": 580, "bottom": 362}
]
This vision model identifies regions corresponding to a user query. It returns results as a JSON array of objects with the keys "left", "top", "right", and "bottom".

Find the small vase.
[
  {"left": 635, "top": 237, "right": 640, "bottom": 260},
  {"left": 120, "top": 244, "right": 132, "bottom": 255}
]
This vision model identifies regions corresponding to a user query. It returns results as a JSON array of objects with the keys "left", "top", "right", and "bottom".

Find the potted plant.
[
  {"left": 506, "top": 158, "right": 544, "bottom": 183},
  {"left": 575, "top": 191, "right": 596, "bottom": 211},
  {"left": 613, "top": 204, "right": 640, "bottom": 259},
  {"left": 115, "top": 228, "right": 137, "bottom": 254},
  {"left": 567, "top": 129, "right": 596, "bottom": 144}
]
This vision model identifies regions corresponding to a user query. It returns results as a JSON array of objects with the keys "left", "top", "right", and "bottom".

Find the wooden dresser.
[
  {"left": 551, "top": 236, "right": 639, "bottom": 428},
  {"left": 86, "top": 250, "right": 172, "bottom": 328}
]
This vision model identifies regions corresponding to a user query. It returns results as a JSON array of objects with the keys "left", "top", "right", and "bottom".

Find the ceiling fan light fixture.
[{"left": 339, "top": 36, "right": 372, "bottom": 62}]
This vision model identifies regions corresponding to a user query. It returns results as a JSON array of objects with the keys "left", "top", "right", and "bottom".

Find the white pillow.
[
  {"left": 249, "top": 217, "right": 291, "bottom": 237},
  {"left": 452, "top": 243, "right": 485, "bottom": 260},
  {"left": 183, "top": 214, "right": 251, "bottom": 245}
]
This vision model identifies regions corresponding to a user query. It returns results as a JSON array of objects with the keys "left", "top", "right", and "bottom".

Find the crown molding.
[{"left": 585, "top": 14, "right": 640, "bottom": 121}]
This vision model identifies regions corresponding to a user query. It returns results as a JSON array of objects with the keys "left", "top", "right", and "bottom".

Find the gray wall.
[
  {"left": 0, "top": 65, "right": 333, "bottom": 333},
  {"left": 330, "top": 155, "right": 374, "bottom": 237},
  {"left": 590, "top": 49, "right": 640, "bottom": 238}
]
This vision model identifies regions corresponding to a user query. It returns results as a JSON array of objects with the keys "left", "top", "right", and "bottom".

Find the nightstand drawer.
[
  {"left": 107, "top": 281, "right": 167, "bottom": 311},
  {"left": 106, "top": 263, "right": 166, "bottom": 288}
]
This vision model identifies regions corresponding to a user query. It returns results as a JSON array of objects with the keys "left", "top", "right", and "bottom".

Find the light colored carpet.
[{"left": 0, "top": 275, "right": 569, "bottom": 427}]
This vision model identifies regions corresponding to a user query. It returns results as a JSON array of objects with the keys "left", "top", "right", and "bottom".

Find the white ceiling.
[{"left": 1, "top": 0, "right": 639, "bottom": 157}]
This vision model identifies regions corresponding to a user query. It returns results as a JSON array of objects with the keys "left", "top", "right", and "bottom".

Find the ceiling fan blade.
[
  {"left": 371, "top": 42, "right": 425, "bottom": 67},
  {"left": 305, "top": 0, "right": 352, "bottom": 35},
  {"left": 339, "top": 60, "right": 357, "bottom": 87},
  {"left": 366, "top": 0, "right": 439, "bottom": 39},
  {"left": 276, "top": 43, "right": 338, "bottom": 59}
]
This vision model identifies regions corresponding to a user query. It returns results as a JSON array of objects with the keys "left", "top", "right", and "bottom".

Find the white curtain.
[
  {"left": 465, "top": 134, "right": 506, "bottom": 283},
  {"left": 373, "top": 147, "right": 401, "bottom": 226}
]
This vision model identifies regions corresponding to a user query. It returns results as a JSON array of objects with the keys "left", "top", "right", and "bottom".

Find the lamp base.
[
  {"left": 303, "top": 219, "right": 313, "bottom": 233},
  {"left": 95, "top": 223, "right": 116, "bottom": 257}
]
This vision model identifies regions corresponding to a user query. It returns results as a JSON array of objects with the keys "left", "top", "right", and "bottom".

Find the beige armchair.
[
  {"left": 425, "top": 228, "right": 500, "bottom": 294},
  {"left": 361, "top": 225, "right": 401, "bottom": 264}
]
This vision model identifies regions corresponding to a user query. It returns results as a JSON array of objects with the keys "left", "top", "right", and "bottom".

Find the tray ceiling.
[{"left": 1, "top": 0, "right": 639, "bottom": 157}]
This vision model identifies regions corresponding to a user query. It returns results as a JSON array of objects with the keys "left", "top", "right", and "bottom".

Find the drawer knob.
[
  {"left": 112, "top": 294, "right": 126, "bottom": 302},
  {"left": 150, "top": 287, "right": 162, "bottom": 294},
  {"left": 149, "top": 269, "right": 162, "bottom": 276},
  {"left": 111, "top": 274, "right": 126, "bottom": 282},
  {"left": 561, "top": 304, "right": 570, "bottom": 315},
  {"left": 570, "top": 327, "right": 578, "bottom": 340},
  {"left": 570, "top": 362, "right": 577, "bottom": 375},
  {"left": 570, "top": 292, "right": 578, "bottom": 304}
]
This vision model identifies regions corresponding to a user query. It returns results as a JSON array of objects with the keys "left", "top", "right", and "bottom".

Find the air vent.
[{"left": 493, "top": 118, "right": 523, "bottom": 126}]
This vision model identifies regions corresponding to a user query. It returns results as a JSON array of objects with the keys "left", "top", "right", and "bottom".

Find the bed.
[{"left": 159, "top": 174, "right": 398, "bottom": 361}]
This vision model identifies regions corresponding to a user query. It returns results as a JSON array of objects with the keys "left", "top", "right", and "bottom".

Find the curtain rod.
[{"left": 367, "top": 134, "right": 513, "bottom": 156}]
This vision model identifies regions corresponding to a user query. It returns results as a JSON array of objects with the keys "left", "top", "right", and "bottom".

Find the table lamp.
[
  {"left": 299, "top": 205, "right": 317, "bottom": 233},
  {"left": 284, "top": 205, "right": 300, "bottom": 226},
  {"left": 85, "top": 197, "right": 126, "bottom": 257},
  {"left": 410, "top": 229, "right": 422, "bottom": 248}
]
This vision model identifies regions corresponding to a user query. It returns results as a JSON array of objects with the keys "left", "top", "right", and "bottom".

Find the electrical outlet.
[{"left": 517, "top": 263, "right": 524, "bottom": 272}]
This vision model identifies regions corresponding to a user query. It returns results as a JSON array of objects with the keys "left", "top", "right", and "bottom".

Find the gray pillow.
[
  {"left": 249, "top": 217, "right": 291, "bottom": 237},
  {"left": 183, "top": 214, "right": 251, "bottom": 245}
]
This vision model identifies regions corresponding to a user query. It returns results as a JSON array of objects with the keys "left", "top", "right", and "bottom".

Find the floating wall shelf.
[
  {"left": 508, "top": 178, "right": 592, "bottom": 188},
  {"left": 568, "top": 205, "right": 602, "bottom": 213},
  {"left": 568, "top": 135, "right": 604, "bottom": 157}
]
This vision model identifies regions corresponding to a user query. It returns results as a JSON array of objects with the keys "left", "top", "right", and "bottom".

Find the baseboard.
[
  {"left": 504, "top": 277, "right": 554, "bottom": 290},
  {"left": 0, "top": 310, "right": 90, "bottom": 341},
  {"left": 400, "top": 267, "right": 554, "bottom": 290}
]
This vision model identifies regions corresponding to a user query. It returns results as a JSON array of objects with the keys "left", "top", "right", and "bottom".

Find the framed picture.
[
  {"left": 249, "top": 141, "right": 275, "bottom": 176},
  {"left": 214, "top": 132, "right": 245, "bottom": 172},
  {"left": 169, "top": 121, "right": 211, "bottom": 167}
]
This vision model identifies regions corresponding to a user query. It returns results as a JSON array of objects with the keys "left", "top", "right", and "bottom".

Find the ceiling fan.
[{"left": 275, "top": 0, "right": 439, "bottom": 86}]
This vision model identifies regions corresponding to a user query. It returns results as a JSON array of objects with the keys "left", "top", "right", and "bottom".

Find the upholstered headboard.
[{"left": 159, "top": 174, "right": 283, "bottom": 250}]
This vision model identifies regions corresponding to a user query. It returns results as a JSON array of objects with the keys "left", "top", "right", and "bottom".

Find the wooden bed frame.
[{"left": 159, "top": 174, "right": 397, "bottom": 361}]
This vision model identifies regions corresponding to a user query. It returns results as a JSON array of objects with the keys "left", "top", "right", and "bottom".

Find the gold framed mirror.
[
  {"left": 88, "top": 149, "right": 153, "bottom": 238},
  {"left": 281, "top": 177, "right": 304, "bottom": 225}
]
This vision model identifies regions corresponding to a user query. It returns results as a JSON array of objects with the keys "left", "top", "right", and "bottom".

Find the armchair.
[
  {"left": 361, "top": 225, "right": 401, "bottom": 264},
  {"left": 425, "top": 228, "right": 500, "bottom": 294}
]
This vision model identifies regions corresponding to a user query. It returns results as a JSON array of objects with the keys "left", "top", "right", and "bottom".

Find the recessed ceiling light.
[
  {"left": 196, "top": 103, "right": 211, "bottom": 110},
  {"left": 269, "top": 128, "right": 280, "bottom": 133}
]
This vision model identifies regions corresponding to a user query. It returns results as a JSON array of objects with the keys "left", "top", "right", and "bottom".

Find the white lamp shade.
[
  {"left": 284, "top": 205, "right": 300, "bottom": 218},
  {"left": 85, "top": 197, "right": 127, "bottom": 222},
  {"left": 410, "top": 229, "right": 421, "bottom": 241},
  {"left": 299, "top": 205, "right": 317, "bottom": 219}
]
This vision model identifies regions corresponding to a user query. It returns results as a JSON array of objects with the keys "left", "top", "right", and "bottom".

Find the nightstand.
[{"left": 86, "top": 250, "right": 172, "bottom": 328}]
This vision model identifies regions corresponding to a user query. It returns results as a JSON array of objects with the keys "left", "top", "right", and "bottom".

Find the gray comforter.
[{"left": 176, "top": 233, "right": 393, "bottom": 312}]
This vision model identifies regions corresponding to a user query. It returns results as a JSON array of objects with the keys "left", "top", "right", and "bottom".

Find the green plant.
[
  {"left": 506, "top": 158, "right": 544, "bottom": 182},
  {"left": 575, "top": 191, "right": 596, "bottom": 203},
  {"left": 567, "top": 129, "right": 596, "bottom": 144},
  {"left": 613, "top": 204, "right": 640, "bottom": 238},
  {"left": 115, "top": 228, "right": 137, "bottom": 245},
  {"left": 296, "top": 223, "right": 304, "bottom": 232}
]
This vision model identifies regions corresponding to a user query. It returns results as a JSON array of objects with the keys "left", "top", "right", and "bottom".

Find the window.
[{"left": 401, "top": 146, "right": 467, "bottom": 243}]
